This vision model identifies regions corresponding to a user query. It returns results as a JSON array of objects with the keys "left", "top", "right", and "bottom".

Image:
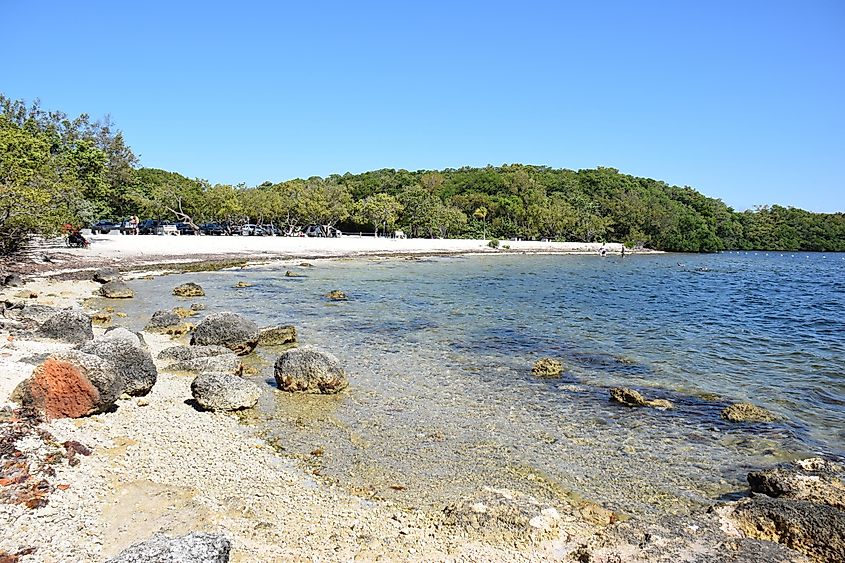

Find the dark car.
[
  {"left": 303, "top": 224, "right": 342, "bottom": 238},
  {"left": 175, "top": 222, "right": 197, "bottom": 235},
  {"left": 90, "top": 220, "right": 119, "bottom": 234},
  {"left": 199, "top": 223, "right": 228, "bottom": 235}
]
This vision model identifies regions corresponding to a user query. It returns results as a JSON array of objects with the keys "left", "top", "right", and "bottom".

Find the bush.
[{"left": 487, "top": 238, "right": 500, "bottom": 248}]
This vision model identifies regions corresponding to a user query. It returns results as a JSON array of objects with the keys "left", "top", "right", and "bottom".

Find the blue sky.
[{"left": 4, "top": 1, "right": 843, "bottom": 212}]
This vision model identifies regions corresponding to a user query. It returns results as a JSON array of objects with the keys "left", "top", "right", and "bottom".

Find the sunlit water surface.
[{"left": 116, "top": 252, "right": 845, "bottom": 518}]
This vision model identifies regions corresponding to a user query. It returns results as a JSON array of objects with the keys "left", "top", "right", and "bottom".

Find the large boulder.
[
  {"left": 609, "top": 387, "right": 673, "bottom": 409},
  {"left": 748, "top": 458, "right": 845, "bottom": 510},
  {"left": 258, "top": 325, "right": 297, "bottom": 346},
  {"left": 4, "top": 302, "right": 58, "bottom": 324},
  {"left": 190, "top": 312, "right": 259, "bottom": 355},
  {"left": 145, "top": 310, "right": 182, "bottom": 331},
  {"left": 103, "top": 326, "right": 147, "bottom": 349},
  {"left": 79, "top": 333, "right": 157, "bottom": 396},
  {"left": 191, "top": 372, "right": 260, "bottom": 411},
  {"left": 274, "top": 347, "right": 347, "bottom": 394},
  {"left": 99, "top": 280, "right": 134, "bottom": 299},
  {"left": 729, "top": 495, "right": 845, "bottom": 562},
  {"left": 36, "top": 309, "right": 93, "bottom": 344},
  {"left": 171, "top": 354, "right": 242, "bottom": 375},
  {"left": 173, "top": 283, "right": 205, "bottom": 297},
  {"left": 721, "top": 402, "right": 777, "bottom": 422},
  {"left": 93, "top": 267, "right": 119, "bottom": 284},
  {"left": 12, "top": 350, "right": 122, "bottom": 419},
  {"left": 158, "top": 345, "right": 231, "bottom": 362},
  {"left": 105, "top": 532, "right": 231, "bottom": 563}
]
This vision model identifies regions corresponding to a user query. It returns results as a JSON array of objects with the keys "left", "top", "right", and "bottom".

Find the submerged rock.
[
  {"left": 99, "top": 280, "right": 134, "bottom": 299},
  {"left": 284, "top": 270, "right": 303, "bottom": 278},
  {"left": 609, "top": 387, "right": 673, "bottom": 409},
  {"left": 145, "top": 310, "right": 182, "bottom": 331},
  {"left": 325, "top": 290, "right": 347, "bottom": 301},
  {"left": 532, "top": 358, "right": 563, "bottom": 377},
  {"left": 190, "top": 312, "right": 259, "bottom": 355},
  {"left": 12, "top": 350, "right": 122, "bottom": 419},
  {"left": 748, "top": 458, "right": 845, "bottom": 510},
  {"left": 259, "top": 325, "right": 297, "bottom": 346},
  {"left": 79, "top": 333, "right": 157, "bottom": 396},
  {"left": 93, "top": 267, "right": 119, "bottom": 284},
  {"left": 729, "top": 495, "right": 845, "bottom": 562},
  {"left": 105, "top": 532, "right": 231, "bottom": 563},
  {"left": 191, "top": 372, "right": 260, "bottom": 411},
  {"left": 274, "top": 347, "right": 347, "bottom": 394},
  {"left": 721, "top": 402, "right": 776, "bottom": 422},
  {"left": 190, "top": 303, "right": 205, "bottom": 311},
  {"left": 233, "top": 281, "right": 253, "bottom": 288},
  {"left": 172, "top": 306, "right": 197, "bottom": 318},
  {"left": 173, "top": 282, "right": 205, "bottom": 297},
  {"left": 36, "top": 309, "right": 93, "bottom": 344}
]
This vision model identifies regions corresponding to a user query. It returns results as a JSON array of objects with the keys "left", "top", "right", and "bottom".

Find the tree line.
[{"left": 2, "top": 94, "right": 843, "bottom": 253}]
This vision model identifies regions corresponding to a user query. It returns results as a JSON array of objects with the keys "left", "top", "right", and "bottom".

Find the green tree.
[{"left": 357, "top": 193, "right": 403, "bottom": 236}]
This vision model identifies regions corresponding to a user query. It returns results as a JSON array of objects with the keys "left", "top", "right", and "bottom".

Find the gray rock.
[
  {"left": 99, "top": 280, "right": 134, "bottom": 299},
  {"left": 721, "top": 402, "right": 777, "bottom": 422},
  {"left": 190, "top": 303, "right": 205, "bottom": 311},
  {"left": 103, "top": 326, "right": 148, "bottom": 349},
  {"left": 610, "top": 387, "right": 673, "bottom": 409},
  {"left": 5, "top": 303, "right": 58, "bottom": 323},
  {"left": 93, "top": 267, "right": 119, "bottom": 284},
  {"left": 36, "top": 309, "right": 94, "bottom": 344},
  {"left": 145, "top": 310, "right": 182, "bottom": 331},
  {"left": 105, "top": 532, "right": 231, "bottom": 563},
  {"left": 158, "top": 345, "right": 232, "bottom": 362},
  {"left": 258, "top": 325, "right": 297, "bottom": 346},
  {"left": 729, "top": 495, "right": 845, "bottom": 562},
  {"left": 12, "top": 350, "right": 122, "bottom": 419},
  {"left": 190, "top": 312, "right": 259, "bottom": 355},
  {"left": 191, "top": 372, "right": 260, "bottom": 411},
  {"left": 173, "top": 282, "right": 205, "bottom": 297},
  {"left": 171, "top": 354, "right": 242, "bottom": 375},
  {"left": 274, "top": 346, "right": 347, "bottom": 394},
  {"left": 79, "top": 334, "right": 157, "bottom": 396},
  {"left": 748, "top": 458, "right": 845, "bottom": 510},
  {"left": 3, "top": 273, "right": 23, "bottom": 287},
  {"left": 532, "top": 358, "right": 562, "bottom": 377}
]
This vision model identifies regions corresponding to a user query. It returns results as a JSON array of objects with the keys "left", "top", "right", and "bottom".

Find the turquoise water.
[{"left": 120, "top": 252, "right": 845, "bottom": 518}]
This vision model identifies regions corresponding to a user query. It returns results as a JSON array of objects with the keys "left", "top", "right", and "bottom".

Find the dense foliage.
[{"left": 2, "top": 95, "right": 843, "bottom": 253}]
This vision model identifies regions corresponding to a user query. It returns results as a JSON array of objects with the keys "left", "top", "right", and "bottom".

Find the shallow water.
[{"left": 117, "top": 252, "right": 845, "bottom": 518}]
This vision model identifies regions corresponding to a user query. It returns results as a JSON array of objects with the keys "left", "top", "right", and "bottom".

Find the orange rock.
[{"left": 26, "top": 358, "right": 100, "bottom": 419}]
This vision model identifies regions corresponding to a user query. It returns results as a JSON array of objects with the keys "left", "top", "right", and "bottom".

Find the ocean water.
[{"left": 118, "top": 252, "right": 845, "bottom": 518}]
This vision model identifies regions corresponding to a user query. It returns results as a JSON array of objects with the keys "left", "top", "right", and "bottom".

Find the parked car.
[
  {"left": 175, "top": 222, "right": 197, "bottom": 235},
  {"left": 90, "top": 220, "right": 119, "bottom": 234},
  {"left": 199, "top": 223, "right": 228, "bottom": 236},
  {"left": 258, "top": 224, "right": 280, "bottom": 236},
  {"left": 137, "top": 220, "right": 160, "bottom": 235},
  {"left": 303, "top": 224, "right": 342, "bottom": 238},
  {"left": 241, "top": 224, "right": 260, "bottom": 236}
]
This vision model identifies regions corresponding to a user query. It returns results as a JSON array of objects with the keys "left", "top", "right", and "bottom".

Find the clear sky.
[{"left": 4, "top": 1, "right": 844, "bottom": 212}]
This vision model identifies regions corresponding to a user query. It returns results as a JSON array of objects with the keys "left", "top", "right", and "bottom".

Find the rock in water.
[
  {"left": 173, "top": 282, "right": 205, "bottom": 297},
  {"left": 12, "top": 350, "right": 122, "bottom": 419},
  {"left": 609, "top": 387, "right": 673, "bottom": 409},
  {"left": 79, "top": 334, "right": 157, "bottom": 396},
  {"left": 284, "top": 270, "right": 302, "bottom": 277},
  {"left": 190, "top": 312, "right": 259, "bottom": 355},
  {"left": 36, "top": 309, "right": 94, "bottom": 344},
  {"left": 274, "top": 347, "right": 347, "bottom": 393},
  {"left": 748, "top": 458, "right": 845, "bottom": 510},
  {"left": 532, "top": 358, "right": 563, "bottom": 377},
  {"left": 729, "top": 496, "right": 845, "bottom": 562},
  {"left": 259, "top": 325, "right": 297, "bottom": 346},
  {"left": 145, "top": 310, "right": 182, "bottom": 331},
  {"left": 105, "top": 532, "right": 231, "bottom": 563},
  {"left": 325, "top": 290, "right": 347, "bottom": 300},
  {"left": 721, "top": 402, "right": 777, "bottom": 422},
  {"left": 93, "top": 267, "right": 119, "bottom": 284},
  {"left": 99, "top": 280, "right": 134, "bottom": 299},
  {"left": 191, "top": 372, "right": 260, "bottom": 411}
]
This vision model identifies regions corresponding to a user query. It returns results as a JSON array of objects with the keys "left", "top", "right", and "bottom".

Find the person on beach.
[
  {"left": 130, "top": 215, "right": 139, "bottom": 235},
  {"left": 621, "top": 246, "right": 626, "bottom": 257}
]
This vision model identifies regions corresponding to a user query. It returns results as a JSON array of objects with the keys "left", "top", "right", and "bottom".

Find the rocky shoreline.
[{"left": 0, "top": 257, "right": 842, "bottom": 562}]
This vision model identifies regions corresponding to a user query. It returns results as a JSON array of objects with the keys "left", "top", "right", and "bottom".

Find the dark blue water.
[{"left": 121, "top": 252, "right": 845, "bottom": 517}]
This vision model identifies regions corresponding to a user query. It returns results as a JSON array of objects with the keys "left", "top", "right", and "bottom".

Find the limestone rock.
[
  {"left": 5, "top": 302, "right": 58, "bottom": 324},
  {"left": 158, "top": 345, "right": 232, "bottom": 362},
  {"left": 274, "top": 347, "right": 347, "bottom": 394},
  {"left": 91, "top": 311, "right": 112, "bottom": 324},
  {"left": 190, "top": 303, "right": 205, "bottom": 311},
  {"left": 171, "top": 353, "right": 242, "bottom": 375},
  {"left": 610, "top": 387, "right": 673, "bottom": 409},
  {"left": 721, "top": 402, "right": 777, "bottom": 422},
  {"left": 36, "top": 309, "right": 94, "bottom": 344},
  {"left": 93, "top": 267, "right": 119, "bottom": 284},
  {"left": 173, "top": 282, "right": 205, "bottom": 297},
  {"left": 190, "top": 312, "right": 259, "bottom": 355},
  {"left": 145, "top": 310, "right": 182, "bottom": 331},
  {"left": 105, "top": 532, "right": 231, "bottom": 563},
  {"left": 748, "top": 458, "right": 845, "bottom": 510},
  {"left": 165, "top": 323, "right": 194, "bottom": 337},
  {"left": 259, "top": 325, "right": 297, "bottom": 346},
  {"left": 172, "top": 307, "right": 196, "bottom": 318},
  {"left": 233, "top": 281, "right": 253, "bottom": 288},
  {"left": 729, "top": 495, "right": 845, "bottom": 562},
  {"left": 325, "top": 290, "right": 347, "bottom": 300},
  {"left": 99, "top": 280, "right": 134, "bottom": 299},
  {"left": 103, "top": 326, "right": 147, "bottom": 349},
  {"left": 3, "top": 273, "right": 23, "bottom": 286},
  {"left": 12, "top": 350, "right": 122, "bottom": 419},
  {"left": 532, "top": 358, "right": 562, "bottom": 377},
  {"left": 191, "top": 372, "right": 260, "bottom": 411},
  {"left": 79, "top": 333, "right": 157, "bottom": 396},
  {"left": 284, "top": 270, "right": 302, "bottom": 277}
]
